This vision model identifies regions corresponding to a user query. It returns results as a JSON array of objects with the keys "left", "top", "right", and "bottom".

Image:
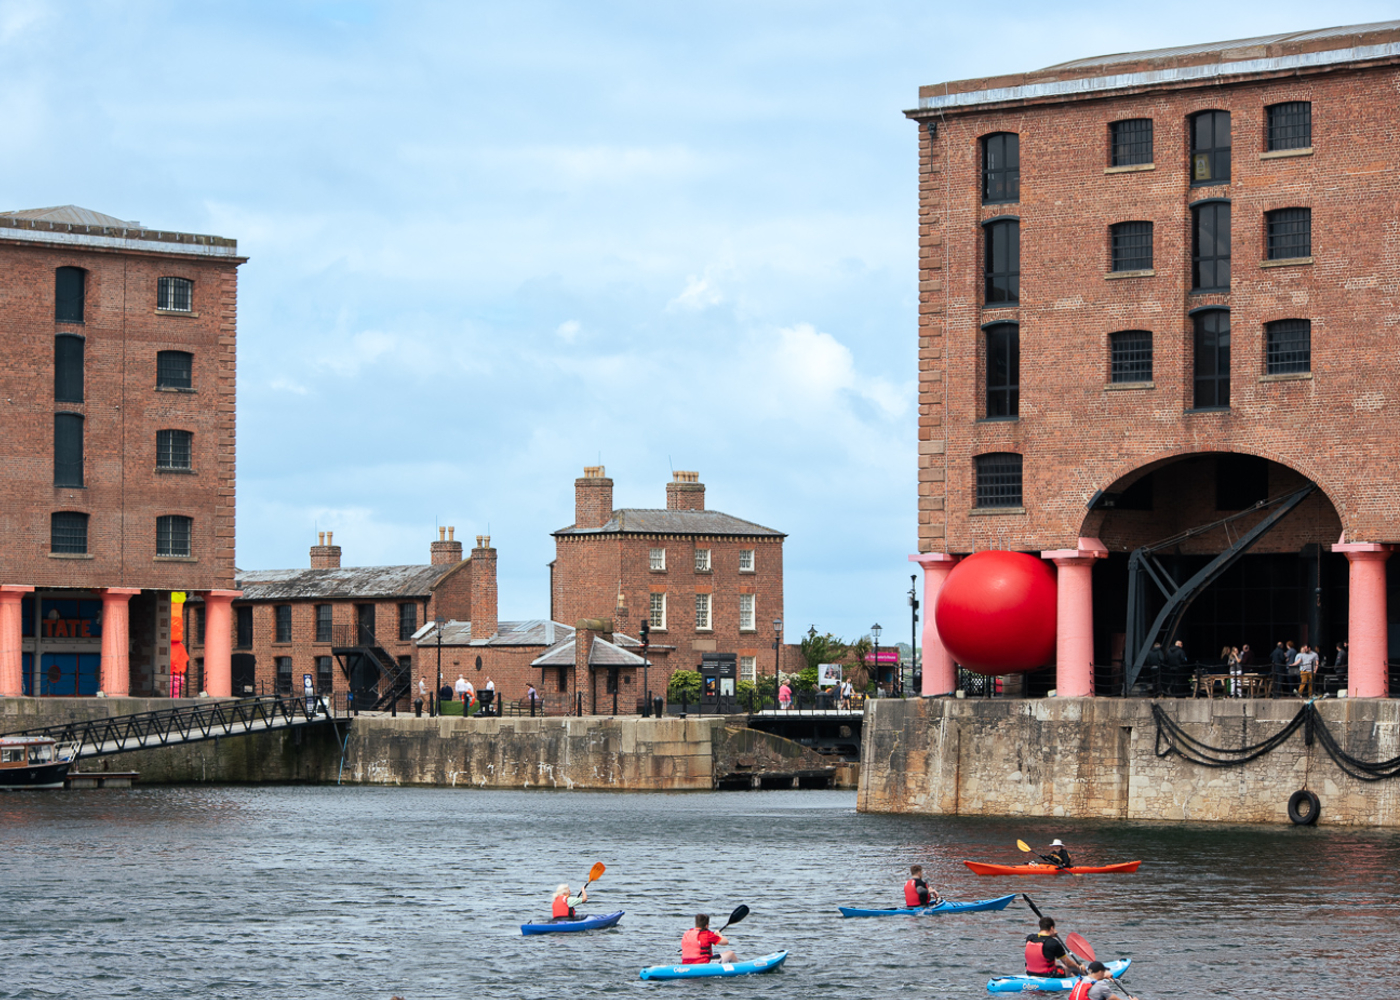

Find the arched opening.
[{"left": 1080, "top": 452, "right": 1345, "bottom": 695}]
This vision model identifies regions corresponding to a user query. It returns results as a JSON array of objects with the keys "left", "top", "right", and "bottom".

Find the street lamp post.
[
  {"left": 434, "top": 616, "right": 445, "bottom": 717},
  {"left": 772, "top": 618, "right": 783, "bottom": 711},
  {"left": 908, "top": 575, "right": 919, "bottom": 699},
  {"left": 871, "top": 623, "right": 883, "bottom": 696}
]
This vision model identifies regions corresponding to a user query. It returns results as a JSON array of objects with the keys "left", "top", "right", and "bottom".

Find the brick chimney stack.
[
  {"left": 575, "top": 465, "right": 614, "bottom": 529},
  {"left": 574, "top": 616, "right": 615, "bottom": 690},
  {"left": 431, "top": 525, "right": 464, "bottom": 566},
  {"left": 470, "top": 535, "right": 498, "bottom": 640},
  {"left": 666, "top": 470, "right": 705, "bottom": 511},
  {"left": 310, "top": 531, "right": 342, "bottom": 569}
]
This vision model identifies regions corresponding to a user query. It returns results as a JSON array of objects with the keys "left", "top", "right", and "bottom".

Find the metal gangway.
[{"left": 0, "top": 696, "right": 341, "bottom": 761}]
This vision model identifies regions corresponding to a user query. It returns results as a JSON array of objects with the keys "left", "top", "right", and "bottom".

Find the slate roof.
[
  {"left": 554, "top": 508, "right": 784, "bottom": 538},
  {"left": 532, "top": 635, "right": 650, "bottom": 668},
  {"left": 416, "top": 619, "right": 575, "bottom": 648},
  {"left": 235, "top": 564, "right": 453, "bottom": 601}
]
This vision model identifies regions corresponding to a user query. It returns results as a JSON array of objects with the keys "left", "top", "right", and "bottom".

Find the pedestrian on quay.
[
  {"left": 454, "top": 674, "right": 470, "bottom": 702},
  {"left": 1164, "top": 640, "right": 1189, "bottom": 694},
  {"left": 1143, "top": 641, "right": 1165, "bottom": 694},
  {"left": 904, "top": 864, "right": 942, "bottom": 908},
  {"left": 1296, "top": 643, "right": 1320, "bottom": 698},
  {"left": 1270, "top": 641, "right": 1289, "bottom": 696},
  {"left": 778, "top": 681, "right": 792, "bottom": 710},
  {"left": 527, "top": 683, "right": 538, "bottom": 716},
  {"left": 1025, "top": 916, "right": 1085, "bottom": 978},
  {"left": 840, "top": 678, "right": 854, "bottom": 711},
  {"left": 1069, "top": 961, "right": 1138, "bottom": 1000}
]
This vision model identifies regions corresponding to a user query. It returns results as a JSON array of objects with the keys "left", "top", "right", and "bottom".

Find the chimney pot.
[
  {"left": 448, "top": 526, "right": 454, "bottom": 541},
  {"left": 439, "top": 526, "right": 446, "bottom": 541},
  {"left": 327, "top": 531, "right": 333, "bottom": 545},
  {"left": 310, "top": 531, "right": 342, "bottom": 569},
  {"left": 431, "top": 525, "right": 464, "bottom": 566}
]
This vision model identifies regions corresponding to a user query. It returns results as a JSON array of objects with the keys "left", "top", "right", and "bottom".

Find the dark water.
[{"left": 2, "top": 787, "right": 1397, "bottom": 999}]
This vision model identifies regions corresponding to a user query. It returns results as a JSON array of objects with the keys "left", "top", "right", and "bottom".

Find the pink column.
[
  {"left": 202, "top": 590, "right": 241, "bottom": 698},
  {"left": 909, "top": 553, "right": 960, "bottom": 695},
  {"left": 1040, "top": 538, "right": 1108, "bottom": 698},
  {"left": 99, "top": 588, "right": 141, "bottom": 696},
  {"left": 0, "top": 586, "right": 34, "bottom": 697},
  {"left": 1333, "top": 544, "right": 1392, "bottom": 698}
]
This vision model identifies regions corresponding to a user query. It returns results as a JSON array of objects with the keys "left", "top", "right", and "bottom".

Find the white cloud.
[{"left": 556, "top": 319, "right": 581, "bottom": 342}]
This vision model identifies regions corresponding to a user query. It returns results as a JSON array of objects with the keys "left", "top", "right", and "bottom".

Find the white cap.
[{"left": 1050, "top": 839, "right": 1064, "bottom": 847}]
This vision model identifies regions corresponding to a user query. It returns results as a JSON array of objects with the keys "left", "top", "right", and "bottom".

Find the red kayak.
[{"left": 963, "top": 860, "right": 1142, "bottom": 876}]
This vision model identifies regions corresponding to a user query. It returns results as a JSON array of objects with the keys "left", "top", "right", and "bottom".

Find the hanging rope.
[{"left": 1152, "top": 702, "right": 1400, "bottom": 781}]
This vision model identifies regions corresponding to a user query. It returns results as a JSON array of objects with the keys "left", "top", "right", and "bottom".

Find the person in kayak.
[
  {"left": 1026, "top": 917, "right": 1086, "bottom": 978},
  {"left": 682, "top": 913, "right": 737, "bottom": 964},
  {"left": 1069, "top": 961, "right": 1138, "bottom": 1000},
  {"left": 551, "top": 883, "right": 588, "bottom": 920},
  {"left": 904, "top": 865, "right": 943, "bottom": 908},
  {"left": 1045, "top": 839, "right": 1072, "bottom": 868}
]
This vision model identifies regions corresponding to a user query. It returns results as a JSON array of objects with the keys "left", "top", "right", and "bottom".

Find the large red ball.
[{"left": 934, "top": 551, "right": 1057, "bottom": 674}]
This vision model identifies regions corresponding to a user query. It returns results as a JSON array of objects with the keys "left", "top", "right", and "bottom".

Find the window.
[
  {"left": 975, "top": 453, "right": 1023, "bottom": 509},
  {"left": 694, "top": 549, "right": 711, "bottom": 572},
  {"left": 51, "top": 512, "right": 88, "bottom": 554},
  {"left": 1192, "top": 202, "right": 1231, "bottom": 292},
  {"left": 398, "top": 602, "right": 417, "bottom": 641},
  {"left": 196, "top": 605, "right": 206, "bottom": 646},
  {"left": 156, "top": 429, "right": 193, "bottom": 470},
  {"left": 276, "top": 657, "right": 293, "bottom": 695},
  {"left": 54, "top": 413, "right": 84, "bottom": 487},
  {"left": 649, "top": 593, "right": 667, "bottom": 630},
  {"left": 1193, "top": 310, "right": 1231, "bottom": 409},
  {"left": 649, "top": 547, "right": 666, "bottom": 571},
  {"left": 739, "top": 594, "right": 755, "bottom": 631},
  {"left": 1267, "top": 101, "right": 1311, "bottom": 151},
  {"left": 236, "top": 606, "right": 253, "bottom": 649},
  {"left": 1190, "top": 110, "right": 1231, "bottom": 184},
  {"left": 54, "top": 335, "right": 83, "bottom": 403},
  {"left": 984, "top": 323, "right": 1019, "bottom": 419},
  {"left": 1266, "top": 208, "right": 1311, "bottom": 260},
  {"left": 740, "top": 655, "right": 756, "bottom": 683},
  {"left": 156, "top": 514, "right": 192, "bottom": 556},
  {"left": 738, "top": 549, "right": 754, "bottom": 572},
  {"left": 1110, "top": 331, "right": 1153, "bottom": 383},
  {"left": 1266, "top": 319, "right": 1311, "bottom": 375},
  {"left": 55, "top": 267, "right": 85, "bottom": 323},
  {"left": 157, "top": 276, "right": 193, "bottom": 312},
  {"left": 156, "top": 350, "right": 193, "bottom": 389},
  {"left": 275, "top": 605, "right": 293, "bottom": 643},
  {"left": 984, "top": 219, "right": 1020, "bottom": 305},
  {"left": 1110, "top": 221, "right": 1153, "bottom": 272},
  {"left": 1110, "top": 118, "right": 1153, "bottom": 166},
  {"left": 316, "top": 656, "right": 334, "bottom": 694},
  {"left": 695, "top": 593, "right": 711, "bottom": 631},
  {"left": 315, "top": 605, "right": 333, "bottom": 643},
  {"left": 981, "top": 133, "right": 1019, "bottom": 203}
]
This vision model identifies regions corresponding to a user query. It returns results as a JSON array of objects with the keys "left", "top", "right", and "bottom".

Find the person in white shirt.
[{"left": 454, "top": 675, "right": 470, "bottom": 702}]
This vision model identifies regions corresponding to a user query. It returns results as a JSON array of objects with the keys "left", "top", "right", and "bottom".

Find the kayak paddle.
[
  {"left": 716, "top": 904, "right": 749, "bottom": 932},
  {"left": 1018, "top": 839, "right": 1071, "bottom": 870},
  {"left": 580, "top": 861, "right": 605, "bottom": 897}
]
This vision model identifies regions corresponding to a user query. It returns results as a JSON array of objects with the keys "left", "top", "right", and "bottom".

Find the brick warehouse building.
[
  {"left": 0, "top": 205, "right": 244, "bottom": 699},
  {"left": 904, "top": 23, "right": 1400, "bottom": 699}
]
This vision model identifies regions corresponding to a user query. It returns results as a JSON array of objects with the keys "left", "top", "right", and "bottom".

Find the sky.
[{"left": 1, "top": 0, "right": 1392, "bottom": 642}]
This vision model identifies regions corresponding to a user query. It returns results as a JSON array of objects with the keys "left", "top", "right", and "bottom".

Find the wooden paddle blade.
[
  {"left": 588, "top": 862, "right": 606, "bottom": 882},
  {"left": 1066, "top": 932, "right": 1096, "bottom": 962},
  {"left": 1016, "top": 839, "right": 1033, "bottom": 852}
]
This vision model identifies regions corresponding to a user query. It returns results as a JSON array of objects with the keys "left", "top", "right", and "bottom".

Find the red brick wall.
[
  {"left": 0, "top": 236, "right": 241, "bottom": 590},
  {"left": 911, "top": 62, "right": 1400, "bottom": 555}
]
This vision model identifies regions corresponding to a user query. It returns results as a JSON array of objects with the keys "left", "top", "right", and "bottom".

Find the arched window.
[
  {"left": 157, "top": 276, "right": 193, "bottom": 312},
  {"left": 1110, "top": 221, "right": 1153, "bottom": 272},
  {"left": 1191, "top": 201, "right": 1230, "bottom": 291},
  {"left": 54, "top": 334, "right": 84, "bottom": 402},
  {"left": 51, "top": 512, "right": 88, "bottom": 554},
  {"left": 1266, "top": 319, "right": 1311, "bottom": 375},
  {"left": 984, "top": 323, "right": 1019, "bottom": 418},
  {"left": 55, "top": 267, "right": 85, "bottom": 323},
  {"left": 981, "top": 133, "right": 1019, "bottom": 204},
  {"left": 156, "top": 350, "right": 193, "bottom": 389},
  {"left": 975, "top": 453, "right": 1022, "bottom": 508},
  {"left": 1266, "top": 208, "right": 1310, "bottom": 260},
  {"left": 1109, "top": 331, "right": 1153, "bottom": 383},
  {"left": 1190, "top": 111, "right": 1231, "bottom": 184},
  {"left": 1192, "top": 310, "right": 1230, "bottom": 409},
  {"left": 984, "top": 218, "right": 1020, "bottom": 305}
]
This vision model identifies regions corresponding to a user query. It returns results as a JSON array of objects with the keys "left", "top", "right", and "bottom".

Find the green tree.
[
  {"left": 846, "top": 636, "right": 874, "bottom": 688},
  {"left": 789, "top": 665, "right": 820, "bottom": 694},
  {"left": 800, "top": 630, "right": 846, "bottom": 672},
  {"left": 667, "top": 670, "right": 701, "bottom": 705}
]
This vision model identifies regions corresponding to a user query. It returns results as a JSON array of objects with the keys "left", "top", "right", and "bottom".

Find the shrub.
[
  {"left": 736, "top": 679, "right": 773, "bottom": 711},
  {"left": 667, "top": 670, "right": 701, "bottom": 705}
]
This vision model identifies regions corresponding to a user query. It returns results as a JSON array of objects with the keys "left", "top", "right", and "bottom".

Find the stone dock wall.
[{"left": 858, "top": 697, "right": 1400, "bottom": 827}]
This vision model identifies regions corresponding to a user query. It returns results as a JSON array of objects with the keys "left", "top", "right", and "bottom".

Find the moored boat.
[
  {"left": 521, "top": 910, "right": 624, "bottom": 935},
  {"left": 964, "top": 860, "right": 1142, "bottom": 876},
  {"left": 639, "top": 950, "right": 788, "bottom": 980},
  {"left": 987, "top": 958, "right": 1130, "bottom": 993},
  {"left": 838, "top": 893, "right": 1017, "bottom": 917},
  {"left": 0, "top": 736, "right": 75, "bottom": 790}
]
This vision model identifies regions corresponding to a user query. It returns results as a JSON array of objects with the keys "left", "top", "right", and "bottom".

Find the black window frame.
[
  {"left": 1190, "top": 110, "right": 1231, "bottom": 185},
  {"left": 196, "top": 605, "right": 206, "bottom": 646},
  {"left": 1192, "top": 201, "right": 1231, "bottom": 292},
  {"left": 975, "top": 453, "right": 1023, "bottom": 509},
  {"left": 1110, "top": 330, "right": 1153, "bottom": 384},
  {"left": 275, "top": 656, "right": 293, "bottom": 695},
  {"left": 984, "top": 322, "right": 1019, "bottom": 419},
  {"left": 1266, "top": 101, "right": 1311, "bottom": 151},
  {"left": 157, "top": 276, "right": 194, "bottom": 312},
  {"left": 235, "top": 605, "right": 253, "bottom": 649},
  {"left": 50, "top": 511, "right": 88, "bottom": 554},
  {"left": 1192, "top": 309, "right": 1231, "bottom": 410},
  {"left": 1266, "top": 318, "right": 1311, "bottom": 375},
  {"left": 315, "top": 605, "right": 333, "bottom": 643},
  {"left": 983, "top": 218, "right": 1020, "bottom": 306},
  {"left": 156, "top": 429, "right": 193, "bottom": 470},
  {"left": 275, "top": 605, "right": 293, "bottom": 644},
  {"left": 398, "top": 602, "right": 417, "bottom": 641},
  {"left": 1110, "top": 118, "right": 1154, "bottom": 166},
  {"left": 1110, "top": 221, "right": 1153, "bottom": 272},
  {"left": 55, "top": 267, "right": 85, "bottom": 324},
  {"left": 981, "top": 133, "right": 1020, "bottom": 204},
  {"left": 1266, "top": 207, "right": 1311, "bottom": 260},
  {"left": 54, "top": 412, "right": 84, "bottom": 487},
  {"left": 156, "top": 514, "right": 192, "bottom": 557},
  {"left": 316, "top": 655, "right": 334, "bottom": 694},
  {"left": 54, "top": 334, "right": 84, "bottom": 403},
  {"left": 156, "top": 350, "right": 193, "bottom": 390}
]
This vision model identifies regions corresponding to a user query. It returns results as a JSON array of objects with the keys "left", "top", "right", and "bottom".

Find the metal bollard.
[{"left": 413, "top": 698, "right": 423, "bottom": 717}]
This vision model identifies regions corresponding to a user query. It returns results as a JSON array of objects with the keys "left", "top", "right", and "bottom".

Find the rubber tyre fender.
[{"left": 1287, "top": 789, "right": 1321, "bottom": 826}]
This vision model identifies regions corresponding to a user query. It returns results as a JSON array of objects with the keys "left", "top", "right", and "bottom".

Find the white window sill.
[
  {"left": 1104, "top": 163, "right": 1155, "bottom": 174},
  {"left": 48, "top": 552, "right": 94, "bottom": 560},
  {"left": 970, "top": 507, "right": 1026, "bottom": 517},
  {"left": 1260, "top": 147, "right": 1312, "bottom": 160},
  {"left": 1105, "top": 381, "right": 1155, "bottom": 391},
  {"left": 1259, "top": 372, "right": 1312, "bottom": 383},
  {"left": 154, "top": 555, "right": 198, "bottom": 562},
  {"left": 1261, "top": 257, "right": 1313, "bottom": 269},
  {"left": 1106, "top": 269, "right": 1155, "bottom": 280}
]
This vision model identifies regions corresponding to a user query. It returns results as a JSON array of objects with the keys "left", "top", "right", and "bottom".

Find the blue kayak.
[
  {"left": 839, "top": 893, "right": 1017, "bottom": 917},
  {"left": 987, "top": 958, "right": 1130, "bottom": 993},
  {"left": 521, "top": 910, "right": 624, "bottom": 935},
  {"left": 639, "top": 951, "right": 788, "bottom": 980}
]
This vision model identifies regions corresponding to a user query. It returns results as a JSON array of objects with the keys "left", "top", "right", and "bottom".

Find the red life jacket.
[
  {"left": 681, "top": 928, "right": 714, "bottom": 964},
  {"left": 552, "top": 895, "right": 575, "bottom": 919},
  {"left": 1025, "top": 936, "right": 1059, "bottom": 976},
  {"left": 1068, "top": 978, "right": 1093, "bottom": 1000},
  {"left": 904, "top": 879, "right": 926, "bottom": 907}
]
